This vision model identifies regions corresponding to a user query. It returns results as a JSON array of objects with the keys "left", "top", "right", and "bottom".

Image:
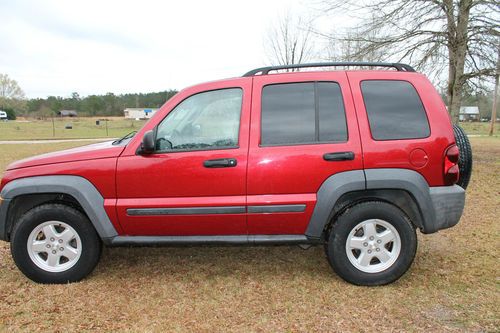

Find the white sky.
[{"left": 0, "top": 0, "right": 320, "bottom": 98}]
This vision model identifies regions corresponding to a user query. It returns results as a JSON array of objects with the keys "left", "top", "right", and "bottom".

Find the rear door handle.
[
  {"left": 323, "top": 151, "right": 355, "bottom": 161},
  {"left": 203, "top": 158, "right": 237, "bottom": 168}
]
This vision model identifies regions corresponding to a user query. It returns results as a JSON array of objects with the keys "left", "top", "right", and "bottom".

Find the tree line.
[
  {"left": 26, "top": 91, "right": 178, "bottom": 118},
  {"left": 0, "top": 73, "right": 178, "bottom": 119}
]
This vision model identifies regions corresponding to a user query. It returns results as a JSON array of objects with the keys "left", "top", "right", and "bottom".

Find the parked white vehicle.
[{"left": 0, "top": 111, "right": 8, "bottom": 120}]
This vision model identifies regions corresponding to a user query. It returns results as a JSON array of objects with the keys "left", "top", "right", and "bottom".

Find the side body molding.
[
  {"left": 0, "top": 175, "right": 118, "bottom": 240},
  {"left": 305, "top": 170, "right": 366, "bottom": 239}
]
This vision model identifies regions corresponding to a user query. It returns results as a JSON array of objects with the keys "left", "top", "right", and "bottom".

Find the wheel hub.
[
  {"left": 27, "top": 221, "right": 82, "bottom": 273},
  {"left": 345, "top": 219, "right": 402, "bottom": 273}
]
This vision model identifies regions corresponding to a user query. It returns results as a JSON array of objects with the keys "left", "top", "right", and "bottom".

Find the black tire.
[
  {"left": 453, "top": 124, "right": 473, "bottom": 189},
  {"left": 326, "top": 201, "right": 417, "bottom": 286},
  {"left": 10, "top": 203, "right": 102, "bottom": 284}
]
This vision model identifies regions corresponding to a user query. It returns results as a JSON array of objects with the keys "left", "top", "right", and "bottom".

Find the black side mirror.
[{"left": 140, "top": 130, "right": 155, "bottom": 154}]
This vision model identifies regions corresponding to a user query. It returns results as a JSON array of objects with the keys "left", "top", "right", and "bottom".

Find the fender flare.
[
  {"left": 0, "top": 175, "right": 118, "bottom": 240},
  {"left": 305, "top": 168, "right": 436, "bottom": 239}
]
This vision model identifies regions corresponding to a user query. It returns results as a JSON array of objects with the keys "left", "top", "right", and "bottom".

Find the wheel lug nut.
[
  {"left": 46, "top": 244, "right": 51, "bottom": 248},
  {"left": 59, "top": 247, "right": 64, "bottom": 251},
  {"left": 377, "top": 240, "right": 381, "bottom": 244},
  {"left": 376, "top": 248, "right": 380, "bottom": 252},
  {"left": 52, "top": 250, "right": 56, "bottom": 254},
  {"left": 369, "top": 236, "right": 374, "bottom": 240},
  {"left": 363, "top": 242, "right": 368, "bottom": 247},
  {"left": 368, "top": 250, "right": 372, "bottom": 254},
  {"left": 50, "top": 238, "right": 55, "bottom": 242},
  {"left": 58, "top": 239, "right": 63, "bottom": 243}
]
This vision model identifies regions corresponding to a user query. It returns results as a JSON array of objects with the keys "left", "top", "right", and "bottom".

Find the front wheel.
[
  {"left": 10, "top": 203, "right": 102, "bottom": 284},
  {"left": 326, "top": 201, "right": 417, "bottom": 286}
]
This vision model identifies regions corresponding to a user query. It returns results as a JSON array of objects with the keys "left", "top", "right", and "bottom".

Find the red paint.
[{"left": 0, "top": 69, "right": 455, "bottom": 237}]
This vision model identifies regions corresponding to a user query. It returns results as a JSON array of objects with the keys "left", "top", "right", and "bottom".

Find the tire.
[
  {"left": 453, "top": 124, "right": 473, "bottom": 189},
  {"left": 10, "top": 203, "right": 102, "bottom": 284},
  {"left": 325, "top": 201, "right": 417, "bottom": 286}
]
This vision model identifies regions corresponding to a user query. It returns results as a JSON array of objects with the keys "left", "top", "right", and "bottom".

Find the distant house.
[
  {"left": 459, "top": 106, "right": 480, "bottom": 121},
  {"left": 124, "top": 108, "right": 158, "bottom": 120},
  {"left": 58, "top": 110, "right": 78, "bottom": 117},
  {"left": 0, "top": 110, "right": 7, "bottom": 120}
]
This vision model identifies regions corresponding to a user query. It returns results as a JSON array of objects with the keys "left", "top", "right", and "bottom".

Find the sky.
[{"left": 0, "top": 0, "right": 318, "bottom": 98}]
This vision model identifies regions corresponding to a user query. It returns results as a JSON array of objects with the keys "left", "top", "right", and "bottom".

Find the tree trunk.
[
  {"left": 489, "top": 48, "right": 500, "bottom": 136},
  {"left": 445, "top": 0, "right": 472, "bottom": 124}
]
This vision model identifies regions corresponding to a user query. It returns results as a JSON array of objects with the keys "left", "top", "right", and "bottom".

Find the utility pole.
[
  {"left": 51, "top": 115, "right": 55, "bottom": 137},
  {"left": 489, "top": 48, "right": 499, "bottom": 136}
]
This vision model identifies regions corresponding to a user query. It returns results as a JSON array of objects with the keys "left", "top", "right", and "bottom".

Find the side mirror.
[{"left": 140, "top": 130, "right": 155, "bottom": 154}]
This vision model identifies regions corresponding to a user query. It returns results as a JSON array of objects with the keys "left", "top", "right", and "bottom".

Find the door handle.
[
  {"left": 203, "top": 158, "right": 238, "bottom": 168},
  {"left": 323, "top": 151, "right": 355, "bottom": 161}
]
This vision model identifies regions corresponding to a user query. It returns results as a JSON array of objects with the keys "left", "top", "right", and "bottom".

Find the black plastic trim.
[
  {"left": 127, "top": 206, "right": 246, "bottom": 216},
  {"left": 244, "top": 62, "right": 416, "bottom": 76},
  {"left": 106, "top": 234, "right": 316, "bottom": 246},
  {"left": 247, "top": 204, "right": 306, "bottom": 213}
]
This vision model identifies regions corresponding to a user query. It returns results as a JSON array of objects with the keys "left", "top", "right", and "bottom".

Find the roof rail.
[{"left": 243, "top": 62, "right": 416, "bottom": 77}]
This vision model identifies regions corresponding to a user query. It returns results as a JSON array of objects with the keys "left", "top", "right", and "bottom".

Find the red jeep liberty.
[{"left": 0, "top": 62, "right": 472, "bottom": 285}]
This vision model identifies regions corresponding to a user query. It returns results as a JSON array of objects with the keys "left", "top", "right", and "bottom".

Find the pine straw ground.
[{"left": 0, "top": 137, "right": 498, "bottom": 332}]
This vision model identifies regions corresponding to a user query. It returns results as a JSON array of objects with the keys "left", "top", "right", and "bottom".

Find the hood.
[{"left": 6, "top": 141, "right": 126, "bottom": 170}]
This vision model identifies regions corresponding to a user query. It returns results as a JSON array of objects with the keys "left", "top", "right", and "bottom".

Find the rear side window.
[
  {"left": 361, "top": 80, "right": 430, "bottom": 140},
  {"left": 261, "top": 82, "right": 347, "bottom": 146}
]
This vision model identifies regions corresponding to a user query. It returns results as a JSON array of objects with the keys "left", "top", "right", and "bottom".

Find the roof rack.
[{"left": 243, "top": 62, "right": 416, "bottom": 77}]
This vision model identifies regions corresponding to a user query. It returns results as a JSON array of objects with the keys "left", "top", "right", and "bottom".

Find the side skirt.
[{"left": 104, "top": 235, "right": 320, "bottom": 247}]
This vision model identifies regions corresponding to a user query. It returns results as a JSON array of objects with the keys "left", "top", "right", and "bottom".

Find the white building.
[
  {"left": 459, "top": 106, "right": 480, "bottom": 121},
  {"left": 124, "top": 108, "right": 158, "bottom": 120},
  {"left": 0, "top": 110, "right": 7, "bottom": 120}
]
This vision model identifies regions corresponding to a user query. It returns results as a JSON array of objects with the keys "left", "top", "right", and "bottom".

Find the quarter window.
[
  {"left": 261, "top": 82, "right": 347, "bottom": 146},
  {"left": 155, "top": 88, "right": 242, "bottom": 152},
  {"left": 361, "top": 80, "right": 430, "bottom": 140}
]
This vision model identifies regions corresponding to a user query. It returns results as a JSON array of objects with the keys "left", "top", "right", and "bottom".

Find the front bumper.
[
  {"left": 428, "top": 185, "right": 465, "bottom": 232},
  {"left": 0, "top": 197, "right": 9, "bottom": 241}
]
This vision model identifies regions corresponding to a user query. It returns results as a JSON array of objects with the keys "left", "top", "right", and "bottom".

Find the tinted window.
[
  {"left": 261, "top": 82, "right": 347, "bottom": 145},
  {"left": 361, "top": 80, "right": 430, "bottom": 140},
  {"left": 155, "top": 88, "right": 242, "bottom": 151}
]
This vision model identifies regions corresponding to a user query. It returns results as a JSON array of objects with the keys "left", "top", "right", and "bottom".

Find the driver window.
[{"left": 155, "top": 88, "right": 243, "bottom": 152}]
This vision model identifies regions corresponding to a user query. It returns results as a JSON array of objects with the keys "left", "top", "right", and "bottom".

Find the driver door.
[{"left": 115, "top": 78, "right": 251, "bottom": 236}]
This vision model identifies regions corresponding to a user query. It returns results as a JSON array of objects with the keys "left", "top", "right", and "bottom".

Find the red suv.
[{"left": 0, "top": 62, "right": 472, "bottom": 285}]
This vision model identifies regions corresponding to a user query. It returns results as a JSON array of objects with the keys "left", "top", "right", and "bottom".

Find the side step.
[{"left": 105, "top": 235, "right": 318, "bottom": 246}]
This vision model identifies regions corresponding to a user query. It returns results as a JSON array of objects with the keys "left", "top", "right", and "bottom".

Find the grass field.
[
  {"left": 0, "top": 137, "right": 499, "bottom": 331},
  {"left": 0, "top": 118, "right": 147, "bottom": 140}
]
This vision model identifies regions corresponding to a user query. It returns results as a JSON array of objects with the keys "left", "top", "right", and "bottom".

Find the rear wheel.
[
  {"left": 11, "top": 203, "right": 102, "bottom": 284},
  {"left": 453, "top": 124, "right": 473, "bottom": 189},
  {"left": 326, "top": 201, "right": 417, "bottom": 286}
]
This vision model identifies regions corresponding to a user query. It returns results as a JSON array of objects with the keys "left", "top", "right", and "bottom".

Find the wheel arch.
[
  {"left": 0, "top": 176, "right": 118, "bottom": 241},
  {"left": 305, "top": 168, "right": 436, "bottom": 240}
]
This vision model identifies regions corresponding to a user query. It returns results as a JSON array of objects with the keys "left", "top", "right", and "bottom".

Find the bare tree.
[
  {"left": 0, "top": 73, "right": 26, "bottom": 112},
  {"left": 0, "top": 73, "right": 24, "bottom": 99},
  {"left": 265, "top": 11, "right": 315, "bottom": 67},
  {"left": 318, "top": 0, "right": 499, "bottom": 123}
]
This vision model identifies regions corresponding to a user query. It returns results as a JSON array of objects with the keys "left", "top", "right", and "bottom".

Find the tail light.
[{"left": 444, "top": 145, "right": 459, "bottom": 185}]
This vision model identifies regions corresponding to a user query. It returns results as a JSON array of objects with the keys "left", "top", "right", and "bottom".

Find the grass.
[
  {"left": 459, "top": 122, "right": 497, "bottom": 136},
  {"left": 0, "top": 117, "right": 147, "bottom": 141},
  {"left": 0, "top": 137, "right": 498, "bottom": 332}
]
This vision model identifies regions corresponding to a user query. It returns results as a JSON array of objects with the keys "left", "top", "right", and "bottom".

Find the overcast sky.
[{"left": 0, "top": 0, "right": 315, "bottom": 98}]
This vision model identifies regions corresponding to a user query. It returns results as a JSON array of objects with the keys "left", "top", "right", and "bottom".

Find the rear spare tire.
[{"left": 453, "top": 124, "right": 473, "bottom": 189}]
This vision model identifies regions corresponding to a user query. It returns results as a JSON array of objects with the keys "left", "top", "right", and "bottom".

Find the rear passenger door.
[{"left": 247, "top": 72, "right": 363, "bottom": 235}]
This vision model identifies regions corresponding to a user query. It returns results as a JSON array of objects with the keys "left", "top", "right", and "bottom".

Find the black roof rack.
[{"left": 243, "top": 62, "right": 416, "bottom": 77}]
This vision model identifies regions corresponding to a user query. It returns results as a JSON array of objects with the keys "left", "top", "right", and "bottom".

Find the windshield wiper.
[{"left": 113, "top": 131, "right": 137, "bottom": 145}]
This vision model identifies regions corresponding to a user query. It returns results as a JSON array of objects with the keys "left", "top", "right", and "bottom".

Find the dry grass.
[
  {"left": 0, "top": 118, "right": 146, "bottom": 141},
  {"left": 0, "top": 138, "right": 498, "bottom": 332}
]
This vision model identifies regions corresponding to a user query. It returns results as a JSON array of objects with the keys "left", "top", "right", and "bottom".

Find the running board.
[{"left": 105, "top": 235, "right": 318, "bottom": 246}]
